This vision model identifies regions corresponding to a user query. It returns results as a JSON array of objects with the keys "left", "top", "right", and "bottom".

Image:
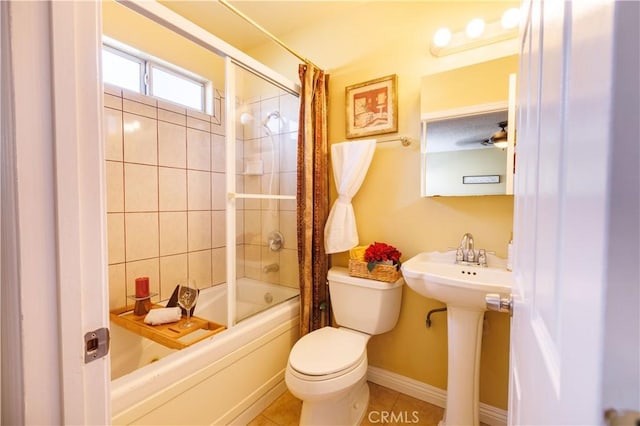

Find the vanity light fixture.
[
  {"left": 430, "top": 8, "right": 520, "bottom": 57},
  {"left": 432, "top": 27, "right": 452, "bottom": 48},
  {"left": 466, "top": 18, "right": 486, "bottom": 39},
  {"left": 501, "top": 8, "right": 520, "bottom": 30}
]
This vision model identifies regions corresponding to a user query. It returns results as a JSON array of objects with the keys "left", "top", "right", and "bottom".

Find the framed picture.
[{"left": 345, "top": 74, "right": 398, "bottom": 138}]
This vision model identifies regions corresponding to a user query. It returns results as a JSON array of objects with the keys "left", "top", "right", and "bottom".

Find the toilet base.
[{"left": 299, "top": 376, "right": 369, "bottom": 426}]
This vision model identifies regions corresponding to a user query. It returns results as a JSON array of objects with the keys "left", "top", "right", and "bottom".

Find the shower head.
[{"left": 262, "top": 111, "right": 280, "bottom": 127}]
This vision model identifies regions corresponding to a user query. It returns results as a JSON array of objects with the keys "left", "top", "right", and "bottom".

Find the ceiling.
[
  {"left": 154, "top": 1, "right": 515, "bottom": 152},
  {"left": 426, "top": 110, "right": 509, "bottom": 152},
  {"left": 160, "top": 1, "right": 367, "bottom": 51},
  {"left": 153, "top": 1, "right": 521, "bottom": 77}
]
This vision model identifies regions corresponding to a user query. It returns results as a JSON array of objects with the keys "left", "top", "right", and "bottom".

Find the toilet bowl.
[
  {"left": 285, "top": 327, "right": 370, "bottom": 425},
  {"left": 285, "top": 267, "right": 404, "bottom": 425}
]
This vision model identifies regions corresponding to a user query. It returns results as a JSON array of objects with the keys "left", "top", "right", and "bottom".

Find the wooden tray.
[{"left": 110, "top": 305, "right": 225, "bottom": 350}]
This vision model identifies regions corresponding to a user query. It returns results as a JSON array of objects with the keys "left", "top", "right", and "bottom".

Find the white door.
[
  {"left": 510, "top": 0, "right": 638, "bottom": 424},
  {"left": 50, "top": 2, "right": 112, "bottom": 424},
  {"left": 3, "top": 1, "right": 110, "bottom": 424}
]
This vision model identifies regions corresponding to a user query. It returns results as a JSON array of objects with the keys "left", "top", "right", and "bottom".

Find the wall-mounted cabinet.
[{"left": 420, "top": 55, "right": 518, "bottom": 197}]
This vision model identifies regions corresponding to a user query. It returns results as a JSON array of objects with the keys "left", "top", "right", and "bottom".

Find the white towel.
[
  {"left": 324, "top": 139, "right": 377, "bottom": 254},
  {"left": 144, "top": 307, "right": 182, "bottom": 325}
]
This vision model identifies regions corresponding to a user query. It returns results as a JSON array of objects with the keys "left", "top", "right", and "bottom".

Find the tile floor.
[{"left": 248, "top": 382, "right": 446, "bottom": 426}]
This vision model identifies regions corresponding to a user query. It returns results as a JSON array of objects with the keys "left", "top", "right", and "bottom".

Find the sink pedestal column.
[{"left": 442, "top": 306, "right": 484, "bottom": 426}]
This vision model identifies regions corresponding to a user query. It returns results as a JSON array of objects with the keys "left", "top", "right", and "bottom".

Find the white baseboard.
[
  {"left": 367, "top": 366, "right": 507, "bottom": 426},
  {"left": 367, "top": 365, "right": 447, "bottom": 409}
]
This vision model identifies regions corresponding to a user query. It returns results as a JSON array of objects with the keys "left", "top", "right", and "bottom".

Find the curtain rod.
[{"left": 217, "top": 0, "right": 321, "bottom": 70}]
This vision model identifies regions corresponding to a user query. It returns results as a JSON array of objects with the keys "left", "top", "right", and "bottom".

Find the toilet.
[{"left": 285, "top": 266, "right": 404, "bottom": 425}]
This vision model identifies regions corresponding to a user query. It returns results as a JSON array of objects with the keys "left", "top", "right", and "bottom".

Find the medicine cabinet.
[{"left": 420, "top": 55, "right": 518, "bottom": 197}]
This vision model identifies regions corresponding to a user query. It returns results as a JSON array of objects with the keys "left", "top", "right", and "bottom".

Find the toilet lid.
[{"left": 289, "top": 327, "right": 367, "bottom": 376}]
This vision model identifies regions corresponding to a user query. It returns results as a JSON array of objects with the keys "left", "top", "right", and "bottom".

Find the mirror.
[
  {"left": 421, "top": 105, "right": 511, "bottom": 196},
  {"left": 420, "top": 55, "right": 518, "bottom": 197}
]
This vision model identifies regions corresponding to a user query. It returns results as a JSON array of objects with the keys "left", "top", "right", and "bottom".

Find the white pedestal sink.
[{"left": 401, "top": 251, "right": 512, "bottom": 426}]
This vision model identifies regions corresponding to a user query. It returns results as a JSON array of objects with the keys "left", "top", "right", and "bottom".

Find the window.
[
  {"left": 102, "top": 42, "right": 208, "bottom": 112},
  {"left": 102, "top": 46, "right": 144, "bottom": 93},
  {"left": 149, "top": 64, "right": 204, "bottom": 111}
]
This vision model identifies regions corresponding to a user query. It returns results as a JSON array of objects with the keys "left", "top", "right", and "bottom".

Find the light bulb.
[
  {"left": 432, "top": 27, "right": 452, "bottom": 48},
  {"left": 493, "top": 141, "right": 508, "bottom": 149},
  {"left": 466, "top": 18, "right": 485, "bottom": 39},
  {"left": 501, "top": 8, "right": 520, "bottom": 30}
]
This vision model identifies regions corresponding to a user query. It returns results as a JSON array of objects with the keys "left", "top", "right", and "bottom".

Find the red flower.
[{"left": 364, "top": 242, "right": 401, "bottom": 271}]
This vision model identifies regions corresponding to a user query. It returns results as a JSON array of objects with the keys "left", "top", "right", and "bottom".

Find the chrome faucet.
[
  {"left": 456, "top": 233, "right": 481, "bottom": 265},
  {"left": 460, "top": 232, "right": 475, "bottom": 259},
  {"left": 455, "top": 233, "right": 490, "bottom": 267}
]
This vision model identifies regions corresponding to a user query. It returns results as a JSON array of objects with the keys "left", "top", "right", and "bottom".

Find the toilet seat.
[{"left": 289, "top": 327, "right": 368, "bottom": 380}]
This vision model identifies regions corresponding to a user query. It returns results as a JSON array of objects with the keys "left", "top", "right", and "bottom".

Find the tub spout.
[{"left": 263, "top": 263, "right": 279, "bottom": 273}]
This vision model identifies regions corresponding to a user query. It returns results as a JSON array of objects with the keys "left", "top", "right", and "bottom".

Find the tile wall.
[
  {"left": 104, "top": 85, "right": 299, "bottom": 311},
  {"left": 239, "top": 93, "right": 300, "bottom": 289}
]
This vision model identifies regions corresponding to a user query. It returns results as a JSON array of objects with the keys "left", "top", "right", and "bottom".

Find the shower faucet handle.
[{"left": 267, "top": 231, "right": 284, "bottom": 251}]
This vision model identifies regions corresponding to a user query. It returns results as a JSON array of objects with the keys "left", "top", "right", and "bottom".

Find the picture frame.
[{"left": 345, "top": 74, "right": 398, "bottom": 138}]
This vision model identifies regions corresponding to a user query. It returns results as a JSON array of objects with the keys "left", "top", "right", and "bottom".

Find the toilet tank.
[{"left": 328, "top": 267, "right": 404, "bottom": 335}]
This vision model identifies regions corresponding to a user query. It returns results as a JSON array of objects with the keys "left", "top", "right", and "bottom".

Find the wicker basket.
[{"left": 348, "top": 259, "right": 401, "bottom": 283}]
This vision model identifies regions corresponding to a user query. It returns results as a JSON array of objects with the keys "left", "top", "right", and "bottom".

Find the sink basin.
[
  {"left": 401, "top": 251, "right": 513, "bottom": 426},
  {"left": 401, "top": 251, "right": 512, "bottom": 309}
]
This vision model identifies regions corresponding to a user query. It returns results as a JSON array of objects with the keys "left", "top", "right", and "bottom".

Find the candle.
[{"left": 135, "top": 277, "right": 149, "bottom": 298}]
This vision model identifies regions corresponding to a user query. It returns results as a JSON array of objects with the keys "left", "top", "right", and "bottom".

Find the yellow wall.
[
  {"left": 245, "top": 2, "right": 518, "bottom": 409},
  {"left": 104, "top": 0, "right": 519, "bottom": 410},
  {"left": 421, "top": 55, "right": 519, "bottom": 113}
]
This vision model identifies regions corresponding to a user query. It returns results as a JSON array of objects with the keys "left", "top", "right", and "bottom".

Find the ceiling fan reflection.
[{"left": 456, "top": 120, "right": 508, "bottom": 148}]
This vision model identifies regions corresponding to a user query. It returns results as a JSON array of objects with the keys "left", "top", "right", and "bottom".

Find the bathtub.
[{"left": 110, "top": 278, "right": 300, "bottom": 425}]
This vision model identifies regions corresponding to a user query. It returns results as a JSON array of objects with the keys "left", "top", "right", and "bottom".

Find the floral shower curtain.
[{"left": 296, "top": 63, "right": 330, "bottom": 336}]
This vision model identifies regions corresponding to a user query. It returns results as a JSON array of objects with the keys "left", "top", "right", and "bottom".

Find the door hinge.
[{"left": 84, "top": 327, "right": 110, "bottom": 363}]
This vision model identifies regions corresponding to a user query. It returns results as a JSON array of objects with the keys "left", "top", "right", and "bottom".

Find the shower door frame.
[
  {"left": 114, "top": 1, "right": 300, "bottom": 326},
  {"left": 224, "top": 58, "right": 298, "bottom": 327}
]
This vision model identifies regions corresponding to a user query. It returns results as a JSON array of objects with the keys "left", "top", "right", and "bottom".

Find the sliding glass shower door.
[{"left": 225, "top": 59, "right": 300, "bottom": 327}]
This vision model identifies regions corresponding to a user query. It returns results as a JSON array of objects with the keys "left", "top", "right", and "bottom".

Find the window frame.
[
  {"left": 102, "top": 41, "right": 209, "bottom": 113},
  {"left": 102, "top": 44, "right": 145, "bottom": 93},
  {"left": 147, "top": 61, "right": 206, "bottom": 112}
]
